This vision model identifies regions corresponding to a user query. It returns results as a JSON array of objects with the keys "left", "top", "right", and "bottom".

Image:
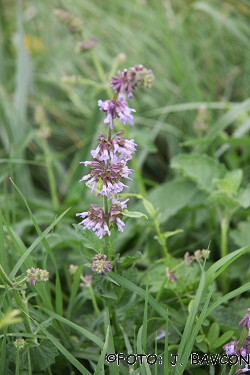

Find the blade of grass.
[
  {"left": 108, "top": 273, "right": 166, "bottom": 319},
  {"left": 164, "top": 312, "right": 168, "bottom": 375},
  {"left": 93, "top": 323, "right": 110, "bottom": 375},
  {"left": 174, "top": 287, "right": 213, "bottom": 375},
  {"left": 10, "top": 178, "right": 68, "bottom": 315},
  {"left": 38, "top": 307, "right": 104, "bottom": 349},
  {"left": 66, "top": 265, "right": 83, "bottom": 320},
  {"left": 137, "top": 326, "right": 152, "bottom": 375},
  {"left": 205, "top": 244, "right": 250, "bottom": 288},
  {"left": 173, "top": 269, "right": 206, "bottom": 370}
]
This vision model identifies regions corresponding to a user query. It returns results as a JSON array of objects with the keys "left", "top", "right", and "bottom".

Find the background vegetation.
[{"left": 1, "top": 0, "right": 250, "bottom": 374}]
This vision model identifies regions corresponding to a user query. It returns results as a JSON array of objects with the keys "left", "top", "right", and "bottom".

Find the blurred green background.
[{"left": 1, "top": 0, "right": 250, "bottom": 259}]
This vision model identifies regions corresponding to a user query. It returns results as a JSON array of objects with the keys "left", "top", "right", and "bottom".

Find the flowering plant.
[{"left": 76, "top": 65, "right": 154, "bottom": 273}]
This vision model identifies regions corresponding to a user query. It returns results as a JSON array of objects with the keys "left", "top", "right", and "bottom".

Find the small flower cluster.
[
  {"left": 26, "top": 268, "right": 49, "bottom": 286},
  {"left": 111, "top": 65, "right": 154, "bottom": 99},
  {"left": 76, "top": 64, "right": 153, "bottom": 273},
  {"left": 53, "top": 9, "right": 84, "bottom": 34},
  {"left": 14, "top": 338, "right": 27, "bottom": 350},
  {"left": 91, "top": 254, "right": 112, "bottom": 274},
  {"left": 223, "top": 308, "right": 250, "bottom": 374}
]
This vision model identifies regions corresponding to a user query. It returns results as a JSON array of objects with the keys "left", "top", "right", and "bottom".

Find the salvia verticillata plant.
[{"left": 76, "top": 65, "right": 154, "bottom": 274}]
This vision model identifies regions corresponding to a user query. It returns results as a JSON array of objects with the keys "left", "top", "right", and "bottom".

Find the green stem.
[
  {"left": 89, "top": 285, "right": 100, "bottom": 317},
  {"left": 220, "top": 215, "right": 229, "bottom": 294},
  {"left": 0, "top": 265, "right": 13, "bottom": 287},
  {"left": 13, "top": 289, "right": 33, "bottom": 335},
  {"left": 42, "top": 138, "right": 59, "bottom": 211},
  {"left": 153, "top": 216, "right": 168, "bottom": 259}
]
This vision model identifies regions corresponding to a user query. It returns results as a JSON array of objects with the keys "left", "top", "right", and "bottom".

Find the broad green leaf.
[
  {"left": 208, "top": 191, "right": 240, "bottom": 211},
  {"left": 118, "top": 251, "right": 142, "bottom": 267},
  {"left": 237, "top": 185, "right": 250, "bottom": 209},
  {"left": 121, "top": 210, "right": 148, "bottom": 219},
  {"left": 212, "top": 331, "right": 234, "bottom": 349},
  {"left": 196, "top": 335, "right": 206, "bottom": 343},
  {"left": 73, "top": 225, "right": 103, "bottom": 252},
  {"left": 230, "top": 217, "right": 250, "bottom": 248},
  {"left": 171, "top": 154, "right": 226, "bottom": 192},
  {"left": 207, "top": 322, "right": 220, "bottom": 344},
  {"left": 147, "top": 178, "right": 198, "bottom": 223},
  {"left": 214, "top": 169, "right": 242, "bottom": 194}
]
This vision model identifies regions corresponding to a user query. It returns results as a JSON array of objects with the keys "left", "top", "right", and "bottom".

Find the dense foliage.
[{"left": 1, "top": 1, "right": 250, "bottom": 374}]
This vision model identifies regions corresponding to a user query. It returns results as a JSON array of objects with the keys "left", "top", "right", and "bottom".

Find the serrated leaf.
[
  {"left": 8, "top": 340, "right": 58, "bottom": 371},
  {"left": 238, "top": 185, "right": 250, "bottom": 209},
  {"left": 209, "top": 191, "right": 240, "bottom": 211},
  {"left": 121, "top": 210, "right": 148, "bottom": 219},
  {"left": 214, "top": 169, "right": 243, "bottom": 194},
  {"left": 171, "top": 154, "right": 226, "bottom": 192},
  {"left": 73, "top": 225, "right": 103, "bottom": 252},
  {"left": 118, "top": 251, "right": 142, "bottom": 267}
]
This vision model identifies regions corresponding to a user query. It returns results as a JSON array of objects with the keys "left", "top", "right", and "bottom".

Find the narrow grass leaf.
[
  {"left": 93, "top": 324, "right": 110, "bottom": 375},
  {"left": 39, "top": 307, "right": 104, "bottom": 349},
  {"left": 66, "top": 265, "right": 83, "bottom": 320},
  {"left": 108, "top": 273, "right": 166, "bottom": 319}
]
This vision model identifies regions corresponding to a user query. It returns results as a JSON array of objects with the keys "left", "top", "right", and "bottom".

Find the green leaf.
[
  {"left": 147, "top": 178, "right": 198, "bottom": 223},
  {"left": 212, "top": 331, "right": 234, "bottom": 349},
  {"left": 73, "top": 225, "right": 103, "bottom": 252},
  {"left": 230, "top": 217, "right": 250, "bottom": 248},
  {"left": 8, "top": 340, "right": 58, "bottom": 371},
  {"left": 238, "top": 185, "right": 250, "bottom": 209},
  {"left": 214, "top": 169, "right": 242, "bottom": 194},
  {"left": 142, "top": 199, "right": 156, "bottom": 217},
  {"left": 118, "top": 251, "right": 142, "bottom": 267},
  {"left": 171, "top": 154, "right": 226, "bottom": 192},
  {"left": 207, "top": 322, "right": 220, "bottom": 344},
  {"left": 121, "top": 210, "right": 148, "bottom": 219},
  {"left": 159, "top": 229, "right": 183, "bottom": 239},
  {"left": 196, "top": 334, "right": 206, "bottom": 343},
  {"left": 208, "top": 191, "right": 240, "bottom": 211}
]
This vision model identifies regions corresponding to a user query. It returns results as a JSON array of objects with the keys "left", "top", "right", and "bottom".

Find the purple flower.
[
  {"left": 112, "top": 69, "right": 134, "bottom": 99},
  {"left": 76, "top": 204, "right": 110, "bottom": 239},
  {"left": 223, "top": 341, "right": 237, "bottom": 355},
  {"left": 26, "top": 268, "right": 49, "bottom": 285},
  {"left": 91, "top": 131, "right": 137, "bottom": 163},
  {"left": 79, "top": 159, "right": 133, "bottom": 197},
  {"left": 91, "top": 253, "right": 112, "bottom": 274},
  {"left": 236, "top": 366, "right": 250, "bottom": 374},
  {"left": 98, "top": 99, "right": 135, "bottom": 129},
  {"left": 166, "top": 268, "right": 178, "bottom": 282},
  {"left": 239, "top": 309, "right": 250, "bottom": 331},
  {"left": 80, "top": 275, "right": 92, "bottom": 287},
  {"left": 111, "top": 65, "right": 154, "bottom": 99},
  {"left": 109, "top": 198, "right": 129, "bottom": 232},
  {"left": 184, "top": 251, "right": 193, "bottom": 265}
]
